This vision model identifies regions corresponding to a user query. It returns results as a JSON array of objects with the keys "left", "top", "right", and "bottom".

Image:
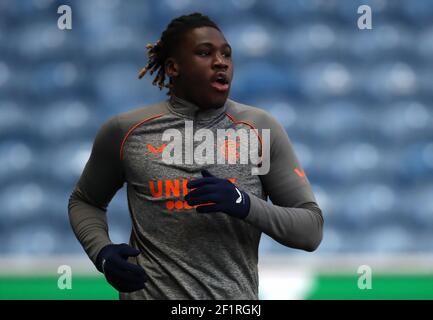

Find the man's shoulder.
[
  {"left": 116, "top": 100, "right": 168, "bottom": 125},
  {"left": 104, "top": 100, "right": 168, "bottom": 133},
  {"left": 225, "top": 98, "right": 280, "bottom": 130}
]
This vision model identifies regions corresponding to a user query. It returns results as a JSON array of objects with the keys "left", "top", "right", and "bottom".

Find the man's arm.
[
  {"left": 244, "top": 113, "right": 324, "bottom": 252},
  {"left": 68, "top": 117, "right": 125, "bottom": 264}
]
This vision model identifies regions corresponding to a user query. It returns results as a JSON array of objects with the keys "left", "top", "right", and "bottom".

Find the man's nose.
[{"left": 213, "top": 53, "right": 228, "bottom": 69}]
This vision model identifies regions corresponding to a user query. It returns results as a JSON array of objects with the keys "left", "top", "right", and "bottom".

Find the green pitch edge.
[
  {"left": 1, "top": 275, "right": 433, "bottom": 300},
  {"left": 0, "top": 276, "right": 118, "bottom": 300},
  {"left": 305, "top": 274, "right": 433, "bottom": 300}
]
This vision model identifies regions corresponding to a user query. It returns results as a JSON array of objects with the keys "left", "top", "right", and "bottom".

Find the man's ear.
[{"left": 165, "top": 58, "right": 179, "bottom": 78}]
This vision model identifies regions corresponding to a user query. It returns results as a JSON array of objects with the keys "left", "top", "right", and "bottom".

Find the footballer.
[{"left": 68, "top": 12, "right": 324, "bottom": 300}]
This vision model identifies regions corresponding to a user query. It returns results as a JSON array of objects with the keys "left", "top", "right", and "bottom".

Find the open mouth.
[{"left": 211, "top": 74, "right": 230, "bottom": 92}]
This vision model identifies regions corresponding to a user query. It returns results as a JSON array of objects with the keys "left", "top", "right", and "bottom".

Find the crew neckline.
[{"left": 167, "top": 95, "right": 227, "bottom": 122}]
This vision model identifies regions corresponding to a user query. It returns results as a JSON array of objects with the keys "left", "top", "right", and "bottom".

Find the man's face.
[{"left": 170, "top": 26, "right": 234, "bottom": 109}]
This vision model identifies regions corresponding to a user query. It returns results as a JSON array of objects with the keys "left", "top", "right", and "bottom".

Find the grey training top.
[{"left": 68, "top": 95, "right": 324, "bottom": 300}]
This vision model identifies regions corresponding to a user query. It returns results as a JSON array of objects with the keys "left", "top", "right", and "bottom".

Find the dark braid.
[{"left": 138, "top": 12, "right": 220, "bottom": 95}]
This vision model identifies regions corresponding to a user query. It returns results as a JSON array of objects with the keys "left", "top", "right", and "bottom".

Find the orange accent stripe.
[
  {"left": 120, "top": 113, "right": 165, "bottom": 160},
  {"left": 224, "top": 112, "right": 263, "bottom": 158},
  {"left": 294, "top": 168, "right": 306, "bottom": 177}
]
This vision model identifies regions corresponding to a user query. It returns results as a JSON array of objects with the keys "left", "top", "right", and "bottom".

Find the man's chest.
[{"left": 121, "top": 117, "right": 264, "bottom": 207}]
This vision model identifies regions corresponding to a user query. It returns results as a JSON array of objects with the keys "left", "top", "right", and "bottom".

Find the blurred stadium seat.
[{"left": 0, "top": 0, "right": 432, "bottom": 260}]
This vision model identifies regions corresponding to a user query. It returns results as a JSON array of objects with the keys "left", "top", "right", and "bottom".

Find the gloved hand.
[
  {"left": 95, "top": 243, "right": 148, "bottom": 293},
  {"left": 185, "top": 170, "right": 251, "bottom": 219}
]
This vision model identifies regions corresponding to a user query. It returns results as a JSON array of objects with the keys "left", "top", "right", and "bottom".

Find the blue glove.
[
  {"left": 185, "top": 170, "right": 251, "bottom": 219},
  {"left": 95, "top": 243, "right": 148, "bottom": 293}
]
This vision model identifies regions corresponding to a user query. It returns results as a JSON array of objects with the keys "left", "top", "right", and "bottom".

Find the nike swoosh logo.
[{"left": 235, "top": 187, "right": 242, "bottom": 204}]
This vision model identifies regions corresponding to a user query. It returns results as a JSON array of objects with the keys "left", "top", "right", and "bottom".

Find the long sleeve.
[
  {"left": 68, "top": 116, "right": 125, "bottom": 264},
  {"left": 244, "top": 113, "right": 324, "bottom": 252}
]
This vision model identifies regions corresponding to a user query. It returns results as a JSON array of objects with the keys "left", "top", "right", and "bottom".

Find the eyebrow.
[{"left": 195, "top": 42, "right": 232, "bottom": 50}]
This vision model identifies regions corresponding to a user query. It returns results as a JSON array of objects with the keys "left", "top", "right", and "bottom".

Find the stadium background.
[{"left": 1, "top": 0, "right": 433, "bottom": 299}]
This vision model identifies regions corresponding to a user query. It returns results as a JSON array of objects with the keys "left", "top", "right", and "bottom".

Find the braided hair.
[{"left": 138, "top": 12, "right": 220, "bottom": 95}]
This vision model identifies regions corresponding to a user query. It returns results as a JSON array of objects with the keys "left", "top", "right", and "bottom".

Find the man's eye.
[
  {"left": 198, "top": 51, "right": 210, "bottom": 56},
  {"left": 223, "top": 52, "right": 232, "bottom": 58}
]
